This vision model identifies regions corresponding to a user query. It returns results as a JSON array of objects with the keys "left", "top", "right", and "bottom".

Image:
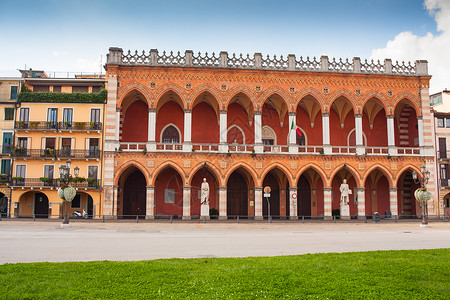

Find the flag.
[
  {"left": 296, "top": 127, "right": 302, "bottom": 136},
  {"left": 291, "top": 119, "right": 295, "bottom": 130}
]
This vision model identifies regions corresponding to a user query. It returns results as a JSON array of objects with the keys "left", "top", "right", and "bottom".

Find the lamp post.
[
  {"left": 59, "top": 160, "right": 79, "bottom": 225},
  {"left": 412, "top": 165, "right": 431, "bottom": 226}
]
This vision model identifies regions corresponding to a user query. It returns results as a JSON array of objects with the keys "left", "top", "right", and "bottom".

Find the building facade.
[
  {"left": 431, "top": 90, "right": 450, "bottom": 217},
  {"left": 9, "top": 73, "right": 105, "bottom": 218},
  {"left": 0, "top": 76, "right": 21, "bottom": 216},
  {"left": 102, "top": 47, "right": 436, "bottom": 220}
]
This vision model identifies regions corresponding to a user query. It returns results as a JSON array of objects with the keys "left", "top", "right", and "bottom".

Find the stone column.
[
  {"left": 183, "top": 109, "right": 192, "bottom": 152},
  {"left": 322, "top": 113, "right": 331, "bottom": 154},
  {"left": 355, "top": 114, "right": 365, "bottom": 155},
  {"left": 254, "top": 111, "right": 263, "bottom": 153},
  {"left": 417, "top": 116, "right": 424, "bottom": 154},
  {"left": 146, "top": 186, "right": 155, "bottom": 219},
  {"left": 113, "top": 185, "right": 119, "bottom": 218},
  {"left": 219, "top": 186, "right": 227, "bottom": 220},
  {"left": 288, "top": 112, "right": 298, "bottom": 154},
  {"left": 182, "top": 186, "right": 191, "bottom": 220},
  {"left": 386, "top": 115, "right": 396, "bottom": 156},
  {"left": 219, "top": 110, "right": 228, "bottom": 153},
  {"left": 148, "top": 109, "right": 156, "bottom": 151},
  {"left": 356, "top": 188, "right": 365, "bottom": 219},
  {"left": 324, "top": 187, "right": 332, "bottom": 219},
  {"left": 389, "top": 188, "right": 398, "bottom": 216},
  {"left": 289, "top": 187, "right": 298, "bottom": 220},
  {"left": 115, "top": 108, "right": 121, "bottom": 141},
  {"left": 254, "top": 187, "right": 263, "bottom": 220}
]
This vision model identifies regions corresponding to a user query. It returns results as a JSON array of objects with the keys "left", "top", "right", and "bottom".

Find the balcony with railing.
[
  {"left": 11, "top": 148, "right": 100, "bottom": 159},
  {"left": 116, "top": 142, "right": 420, "bottom": 157},
  {"left": 10, "top": 177, "right": 101, "bottom": 189},
  {"left": 14, "top": 121, "right": 102, "bottom": 132}
]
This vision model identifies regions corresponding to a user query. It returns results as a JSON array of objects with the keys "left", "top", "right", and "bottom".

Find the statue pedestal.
[
  {"left": 340, "top": 204, "right": 350, "bottom": 220},
  {"left": 201, "top": 204, "right": 210, "bottom": 220}
]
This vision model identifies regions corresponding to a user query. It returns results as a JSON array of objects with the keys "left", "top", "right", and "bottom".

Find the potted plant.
[
  {"left": 0, "top": 174, "right": 8, "bottom": 182},
  {"left": 30, "top": 121, "right": 39, "bottom": 129},
  {"left": 74, "top": 122, "right": 84, "bottom": 130},
  {"left": 12, "top": 176, "right": 24, "bottom": 186}
]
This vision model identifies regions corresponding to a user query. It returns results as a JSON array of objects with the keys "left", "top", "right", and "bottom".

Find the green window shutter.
[
  {"left": 10, "top": 86, "right": 18, "bottom": 100},
  {"left": 1, "top": 159, "right": 11, "bottom": 175}
]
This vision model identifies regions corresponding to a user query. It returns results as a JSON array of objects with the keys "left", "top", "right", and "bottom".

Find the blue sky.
[{"left": 0, "top": 0, "right": 448, "bottom": 92}]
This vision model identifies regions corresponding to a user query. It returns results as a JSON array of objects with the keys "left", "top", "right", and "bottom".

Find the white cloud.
[{"left": 370, "top": 0, "right": 450, "bottom": 93}]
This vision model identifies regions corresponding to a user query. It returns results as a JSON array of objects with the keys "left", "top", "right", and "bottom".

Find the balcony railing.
[
  {"left": 10, "top": 177, "right": 101, "bottom": 189},
  {"left": 14, "top": 121, "right": 102, "bottom": 131},
  {"left": 440, "top": 179, "right": 449, "bottom": 187},
  {"left": 438, "top": 151, "right": 450, "bottom": 159},
  {"left": 11, "top": 148, "right": 100, "bottom": 159},
  {"left": 116, "top": 142, "right": 422, "bottom": 157}
]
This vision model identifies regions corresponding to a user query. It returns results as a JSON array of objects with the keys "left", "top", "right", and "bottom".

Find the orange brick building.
[{"left": 103, "top": 47, "right": 437, "bottom": 220}]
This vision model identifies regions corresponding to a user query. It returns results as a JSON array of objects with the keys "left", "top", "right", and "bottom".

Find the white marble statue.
[
  {"left": 339, "top": 179, "right": 351, "bottom": 206},
  {"left": 200, "top": 178, "right": 210, "bottom": 217},
  {"left": 201, "top": 178, "right": 209, "bottom": 205}
]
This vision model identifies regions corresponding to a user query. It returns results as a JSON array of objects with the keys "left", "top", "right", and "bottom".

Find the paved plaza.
[{"left": 1, "top": 220, "right": 449, "bottom": 264}]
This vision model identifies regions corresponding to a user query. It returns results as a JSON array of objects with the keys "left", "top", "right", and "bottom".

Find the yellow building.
[
  {"left": 0, "top": 76, "right": 22, "bottom": 216},
  {"left": 10, "top": 71, "right": 106, "bottom": 219}
]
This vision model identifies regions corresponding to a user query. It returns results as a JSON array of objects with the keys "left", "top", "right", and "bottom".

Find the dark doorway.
[
  {"left": 0, "top": 193, "right": 7, "bottom": 217},
  {"left": 227, "top": 172, "right": 248, "bottom": 216},
  {"left": 34, "top": 192, "right": 49, "bottom": 218},
  {"left": 297, "top": 175, "right": 311, "bottom": 217},
  {"left": 87, "top": 195, "right": 94, "bottom": 218},
  {"left": 263, "top": 173, "right": 280, "bottom": 217},
  {"left": 123, "top": 170, "right": 146, "bottom": 218}
]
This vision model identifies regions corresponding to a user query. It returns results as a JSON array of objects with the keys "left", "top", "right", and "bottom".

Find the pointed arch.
[
  {"left": 114, "top": 160, "right": 151, "bottom": 186},
  {"left": 295, "top": 88, "right": 325, "bottom": 111},
  {"left": 118, "top": 83, "right": 152, "bottom": 108},
  {"left": 295, "top": 163, "right": 327, "bottom": 186},
  {"left": 151, "top": 161, "right": 187, "bottom": 186},
  {"left": 328, "top": 89, "right": 357, "bottom": 113},
  {"left": 188, "top": 162, "right": 223, "bottom": 186},
  {"left": 393, "top": 92, "right": 421, "bottom": 117},
  {"left": 189, "top": 84, "right": 223, "bottom": 109},
  {"left": 160, "top": 123, "right": 182, "bottom": 143},
  {"left": 362, "top": 164, "right": 394, "bottom": 188},
  {"left": 225, "top": 86, "right": 257, "bottom": 110},
  {"left": 260, "top": 163, "right": 294, "bottom": 187},
  {"left": 154, "top": 83, "right": 187, "bottom": 110},
  {"left": 394, "top": 164, "right": 422, "bottom": 186},
  {"left": 361, "top": 90, "right": 388, "bottom": 112},
  {"left": 260, "top": 86, "right": 292, "bottom": 111},
  {"left": 328, "top": 163, "right": 361, "bottom": 187},
  {"left": 224, "top": 162, "right": 258, "bottom": 187}
]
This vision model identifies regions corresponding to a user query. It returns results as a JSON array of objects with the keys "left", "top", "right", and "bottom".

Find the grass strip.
[{"left": 0, "top": 249, "right": 449, "bottom": 299}]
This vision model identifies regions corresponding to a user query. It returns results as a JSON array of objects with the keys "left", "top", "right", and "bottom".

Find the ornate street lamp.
[
  {"left": 58, "top": 160, "right": 79, "bottom": 225},
  {"left": 412, "top": 165, "right": 431, "bottom": 226}
]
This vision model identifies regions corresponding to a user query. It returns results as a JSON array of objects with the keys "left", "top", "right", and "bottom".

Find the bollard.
[
  {"left": 237, "top": 215, "right": 239, "bottom": 223},
  {"left": 333, "top": 215, "right": 336, "bottom": 223},
  {"left": 365, "top": 215, "right": 367, "bottom": 223},
  {"left": 0, "top": 213, "right": 2, "bottom": 221},
  {"left": 170, "top": 215, "right": 173, "bottom": 224},
  {"left": 136, "top": 214, "right": 139, "bottom": 223},
  {"left": 102, "top": 215, "right": 105, "bottom": 223},
  {"left": 33, "top": 214, "right": 36, "bottom": 221},
  {"left": 203, "top": 216, "right": 206, "bottom": 223},
  {"left": 302, "top": 215, "right": 304, "bottom": 223},
  {"left": 395, "top": 215, "right": 397, "bottom": 223}
]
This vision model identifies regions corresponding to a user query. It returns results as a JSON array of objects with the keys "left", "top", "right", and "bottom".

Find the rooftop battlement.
[{"left": 107, "top": 47, "right": 428, "bottom": 76}]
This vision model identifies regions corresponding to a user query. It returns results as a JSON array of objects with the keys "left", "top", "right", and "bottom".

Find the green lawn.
[{"left": 1, "top": 249, "right": 449, "bottom": 299}]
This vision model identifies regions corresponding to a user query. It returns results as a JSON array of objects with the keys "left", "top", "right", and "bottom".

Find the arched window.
[
  {"left": 262, "top": 125, "right": 276, "bottom": 145},
  {"left": 162, "top": 125, "right": 180, "bottom": 143}
]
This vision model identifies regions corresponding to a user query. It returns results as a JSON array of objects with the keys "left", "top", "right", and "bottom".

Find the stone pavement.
[{"left": 1, "top": 220, "right": 449, "bottom": 264}]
